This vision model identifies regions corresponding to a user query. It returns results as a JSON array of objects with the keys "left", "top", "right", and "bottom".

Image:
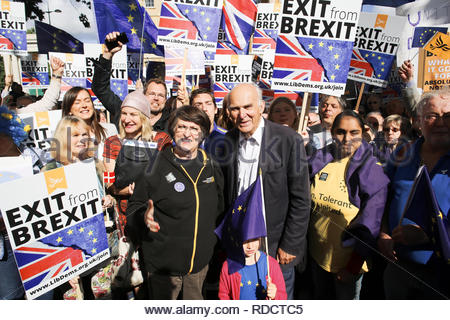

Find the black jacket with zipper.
[{"left": 126, "top": 146, "right": 224, "bottom": 275}]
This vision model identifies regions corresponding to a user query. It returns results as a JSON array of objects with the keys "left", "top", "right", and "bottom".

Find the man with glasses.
[
  {"left": 126, "top": 106, "right": 224, "bottom": 299},
  {"left": 92, "top": 32, "right": 170, "bottom": 132},
  {"left": 379, "top": 90, "right": 450, "bottom": 299}
]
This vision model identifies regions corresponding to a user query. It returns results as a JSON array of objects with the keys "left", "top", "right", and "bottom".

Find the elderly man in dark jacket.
[{"left": 218, "top": 83, "right": 311, "bottom": 299}]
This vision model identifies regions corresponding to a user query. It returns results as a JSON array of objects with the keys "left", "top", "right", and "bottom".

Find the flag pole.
[
  {"left": 258, "top": 168, "right": 271, "bottom": 283},
  {"left": 355, "top": 82, "right": 365, "bottom": 112},
  {"left": 182, "top": 47, "right": 188, "bottom": 90},
  {"left": 298, "top": 92, "right": 309, "bottom": 133},
  {"left": 138, "top": 7, "right": 146, "bottom": 85}
]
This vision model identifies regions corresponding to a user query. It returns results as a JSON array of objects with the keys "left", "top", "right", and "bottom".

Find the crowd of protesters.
[{"left": 0, "top": 32, "right": 449, "bottom": 301}]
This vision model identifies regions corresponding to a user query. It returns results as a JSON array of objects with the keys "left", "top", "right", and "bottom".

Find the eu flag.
[
  {"left": 93, "top": 0, "right": 163, "bottom": 56},
  {"left": 35, "top": 21, "right": 84, "bottom": 54},
  {"left": 215, "top": 174, "right": 267, "bottom": 274},
  {"left": 403, "top": 166, "right": 450, "bottom": 262},
  {"left": 412, "top": 27, "right": 448, "bottom": 48}
]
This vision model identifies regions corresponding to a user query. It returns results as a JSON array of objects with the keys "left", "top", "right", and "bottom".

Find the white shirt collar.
[{"left": 239, "top": 118, "right": 265, "bottom": 146}]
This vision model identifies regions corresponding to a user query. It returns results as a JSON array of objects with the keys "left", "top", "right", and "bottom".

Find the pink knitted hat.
[{"left": 121, "top": 90, "right": 151, "bottom": 119}]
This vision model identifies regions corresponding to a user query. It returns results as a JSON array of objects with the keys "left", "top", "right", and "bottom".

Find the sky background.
[{"left": 26, "top": 0, "right": 99, "bottom": 43}]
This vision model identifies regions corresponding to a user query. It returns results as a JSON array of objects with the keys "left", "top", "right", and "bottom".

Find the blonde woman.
[
  {"left": 102, "top": 90, "right": 171, "bottom": 225},
  {"left": 43, "top": 115, "right": 113, "bottom": 207},
  {"left": 42, "top": 115, "right": 114, "bottom": 299}
]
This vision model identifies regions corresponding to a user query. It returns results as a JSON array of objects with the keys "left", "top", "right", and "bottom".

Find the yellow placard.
[
  {"left": 231, "top": 55, "right": 239, "bottom": 65},
  {"left": 35, "top": 111, "right": 50, "bottom": 127},
  {"left": 424, "top": 32, "right": 450, "bottom": 59},
  {"left": 422, "top": 51, "right": 450, "bottom": 92},
  {"left": 374, "top": 14, "right": 388, "bottom": 29},
  {"left": 1, "top": 1, "right": 11, "bottom": 11},
  {"left": 44, "top": 167, "right": 68, "bottom": 194}
]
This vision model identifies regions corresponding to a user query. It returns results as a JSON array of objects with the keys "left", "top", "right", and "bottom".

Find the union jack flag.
[
  {"left": 216, "top": 40, "right": 240, "bottom": 55},
  {"left": 261, "top": 88, "right": 274, "bottom": 107},
  {"left": 164, "top": 47, "right": 205, "bottom": 76},
  {"left": 21, "top": 72, "right": 42, "bottom": 86},
  {"left": 159, "top": 3, "right": 221, "bottom": 45},
  {"left": 274, "top": 91, "right": 304, "bottom": 107},
  {"left": 14, "top": 213, "right": 109, "bottom": 296},
  {"left": 349, "top": 48, "right": 374, "bottom": 77},
  {"left": 0, "top": 29, "right": 27, "bottom": 51},
  {"left": 16, "top": 242, "right": 86, "bottom": 292},
  {"left": 221, "top": 0, "right": 257, "bottom": 51},
  {"left": 61, "top": 77, "right": 86, "bottom": 92},
  {"left": 0, "top": 33, "right": 13, "bottom": 50},
  {"left": 213, "top": 82, "right": 235, "bottom": 106},
  {"left": 273, "top": 35, "right": 326, "bottom": 82},
  {"left": 252, "top": 28, "right": 277, "bottom": 52}
]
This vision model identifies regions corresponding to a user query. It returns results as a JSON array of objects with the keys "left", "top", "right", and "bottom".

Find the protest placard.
[
  {"left": 127, "top": 52, "right": 142, "bottom": 90},
  {"left": 421, "top": 50, "right": 450, "bottom": 91},
  {"left": 20, "top": 54, "right": 50, "bottom": 89},
  {"left": 164, "top": 47, "right": 205, "bottom": 76},
  {"left": 348, "top": 12, "right": 406, "bottom": 88},
  {"left": 0, "top": 1, "right": 27, "bottom": 56},
  {"left": 251, "top": 3, "right": 280, "bottom": 55},
  {"left": 258, "top": 50, "right": 304, "bottom": 108},
  {"left": 157, "top": 0, "right": 223, "bottom": 51},
  {"left": 213, "top": 54, "right": 253, "bottom": 107},
  {"left": 84, "top": 43, "right": 128, "bottom": 108},
  {"left": 0, "top": 161, "right": 109, "bottom": 299},
  {"left": 272, "top": 0, "right": 362, "bottom": 96},
  {"left": 396, "top": 0, "right": 450, "bottom": 65},
  {"left": 49, "top": 52, "right": 87, "bottom": 98},
  {"left": 18, "top": 110, "right": 62, "bottom": 151}
]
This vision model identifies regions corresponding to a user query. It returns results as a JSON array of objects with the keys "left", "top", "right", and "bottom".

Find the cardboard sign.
[
  {"left": 0, "top": 161, "right": 109, "bottom": 299},
  {"left": 49, "top": 52, "right": 87, "bottom": 98},
  {"left": 157, "top": 0, "right": 223, "bottom": 51},
  {"left": 84, "top": 43, "right": 128, "bottom": 108},
  {"left": 252, "top": 3, "right": 280, "bottom": 55},
  {"left": 18, "top": 110, "right": 62, "bottom": 151},
  {"left": 348, "top": 12, "right": 406, "bottom": 87},
  {"left": 164, "top": 47, "right": 205, "bottom": 76},
  {"left": 272, "top": 0, "right": 362, "bottom": 96},
  {"left": 422, "top": 51, "right": 450, "bottom": 92},
  {"left": 20, "top": 54, "right": 50, "bottom": 89},
  {"left": 0, "top": 1, "right": 27, "bottom": 56},
  {"left": 213, "top": 54, "right": 253, "bottom": 107}
]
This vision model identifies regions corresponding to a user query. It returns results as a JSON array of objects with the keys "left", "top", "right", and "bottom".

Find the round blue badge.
[{"left": 174, "top": 182, "right": 185, "bottom": 192}]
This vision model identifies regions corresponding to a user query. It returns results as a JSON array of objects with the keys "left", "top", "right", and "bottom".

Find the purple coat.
[{"left": 309, "top": 141, "right": 390, "bottom": 258}]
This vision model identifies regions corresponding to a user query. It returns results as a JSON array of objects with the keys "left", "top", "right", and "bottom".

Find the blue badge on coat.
[{"left": 174, "top": 182, "right": 185, "bottom": 192}]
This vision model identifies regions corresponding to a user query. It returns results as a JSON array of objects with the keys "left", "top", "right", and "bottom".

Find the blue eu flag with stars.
[
  {"left": 412, "top": 27, "right": 448, "bottom": 48},
  {"left": 93, "top": 0, "right": 163, "bottom": 56},
  {"left": 35, "top": 21, "right": 84, "bottom": 54},
  {"left": 215, "top": 174, "right": 267, "bottom": 274},
  {"left": 403, "top": 166, "right": 450, "bottom": 262}
]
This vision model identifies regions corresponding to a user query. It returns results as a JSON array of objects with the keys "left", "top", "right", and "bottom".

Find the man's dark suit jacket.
[{"left": 218, "top": 119, "right": 311, "bottom": 269}]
